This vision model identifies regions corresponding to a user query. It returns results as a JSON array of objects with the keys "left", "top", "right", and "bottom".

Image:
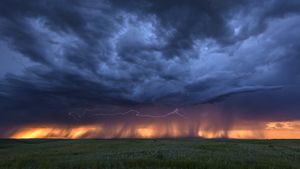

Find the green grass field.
[{"left": 0, "top": 139, "right": 299, "bottom": 169}]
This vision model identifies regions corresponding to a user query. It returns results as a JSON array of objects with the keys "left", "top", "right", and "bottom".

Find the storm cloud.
[{"left": 0, "top": 0, "right": 300, "bottom": 129}]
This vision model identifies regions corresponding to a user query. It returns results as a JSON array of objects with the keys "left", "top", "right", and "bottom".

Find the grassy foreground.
[{"left": 0, "top": 139, "right": 299, "bottom": 169}]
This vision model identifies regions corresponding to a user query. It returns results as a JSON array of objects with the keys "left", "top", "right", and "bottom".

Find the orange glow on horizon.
[
  {"left": 9, "top": 121, "right": 300, "bottom": 139},
  {"left": 11, "top": 125, "right": 102, "bottom": 139}
]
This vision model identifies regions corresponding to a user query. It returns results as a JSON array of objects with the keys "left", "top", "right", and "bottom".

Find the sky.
[{"left": 0, "top": 0, "right": 300, "bottom": 139}]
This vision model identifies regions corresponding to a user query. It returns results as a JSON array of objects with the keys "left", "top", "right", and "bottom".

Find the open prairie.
[{"left": 0, "top": 139, "right": 299, "bottom": 169}]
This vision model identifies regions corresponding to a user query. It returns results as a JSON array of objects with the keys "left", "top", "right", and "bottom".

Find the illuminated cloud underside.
[{"left": 10, "top": 120, "right": 300, "bottom": 139}]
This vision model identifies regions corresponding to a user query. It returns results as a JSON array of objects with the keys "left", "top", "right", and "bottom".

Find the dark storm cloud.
[{"left": 0, "top": 0, "right": 300, "bottom": 127}]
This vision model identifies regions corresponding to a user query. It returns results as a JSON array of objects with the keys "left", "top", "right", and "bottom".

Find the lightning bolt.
[{"left": 91, "top": 108, "right": 186, "bottom": 119}]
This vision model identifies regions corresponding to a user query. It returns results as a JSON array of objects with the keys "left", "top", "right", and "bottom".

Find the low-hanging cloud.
[{"left": 0, "top": 0, "right": 300, "bottom": 130}]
